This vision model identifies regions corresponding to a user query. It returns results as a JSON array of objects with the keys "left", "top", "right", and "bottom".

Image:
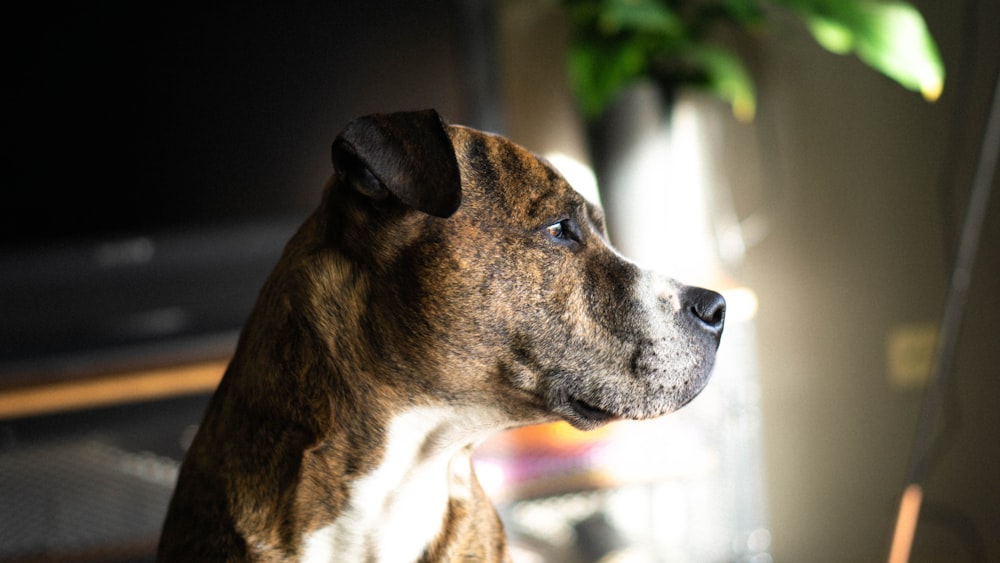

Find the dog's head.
[{"left": 315, "top": 109, "right": 724, "bottom": 431}]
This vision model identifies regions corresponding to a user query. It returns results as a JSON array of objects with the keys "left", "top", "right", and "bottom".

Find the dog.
[{"left": 158, "top": 109, "right": 725, "bottom": 562}]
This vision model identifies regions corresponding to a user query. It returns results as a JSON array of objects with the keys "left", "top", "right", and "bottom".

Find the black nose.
[{"left": 682, "top": 286, "right": 726, "bottom": 335}]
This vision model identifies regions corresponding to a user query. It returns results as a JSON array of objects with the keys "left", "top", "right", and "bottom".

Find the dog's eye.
[
  {"left": 544, "top": 219, "right": 580, "bottom": 245},
  {"left": 546, "top": 221, "right": 567, "bottom": 239}
]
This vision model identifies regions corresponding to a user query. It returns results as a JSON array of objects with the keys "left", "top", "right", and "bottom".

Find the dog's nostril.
[
  {"left": 691, "top": 302, "right": 724, "bottom": 326},
  {"left": 683, "top": 287, "right": 726, "bottom": 333}
]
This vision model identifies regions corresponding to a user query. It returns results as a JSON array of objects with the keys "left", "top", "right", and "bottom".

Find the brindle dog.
[{"left": 158, "top": 109, "right": 725, "bottom": 562}]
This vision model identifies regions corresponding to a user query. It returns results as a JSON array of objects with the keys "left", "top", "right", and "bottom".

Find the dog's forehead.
[{"left": 448, "top": 125, "right": 585, "bottom": 220}]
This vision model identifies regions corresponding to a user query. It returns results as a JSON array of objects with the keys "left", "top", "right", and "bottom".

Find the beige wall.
[
  {"left": 498, "top": 0, "right": 1000, "bottom": 560},
  {"left": 739, "top": 2, "right": 999, "bottom": 559}
]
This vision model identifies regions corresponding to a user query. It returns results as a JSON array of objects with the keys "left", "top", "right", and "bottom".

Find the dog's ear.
[{"left": 331, "top": 109, "right": 462, "bottom": 218}]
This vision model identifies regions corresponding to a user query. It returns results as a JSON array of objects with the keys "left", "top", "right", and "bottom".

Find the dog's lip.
[{"left": 567, "top": 397, "right": 618, "bottom": 424}]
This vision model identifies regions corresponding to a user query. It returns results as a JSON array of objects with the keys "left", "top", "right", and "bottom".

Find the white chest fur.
[{"left": 300, "top": 405, "right": 504, "bottom": 562}]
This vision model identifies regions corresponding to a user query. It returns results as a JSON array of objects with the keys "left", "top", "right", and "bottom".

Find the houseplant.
[{"left": 562, "top": 0, "right": 945, "bottom": 122}]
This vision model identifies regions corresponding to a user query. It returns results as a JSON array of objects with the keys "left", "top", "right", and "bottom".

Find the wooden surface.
[{"left": 0, "top": 360, "right": 227, "bottom": 420}]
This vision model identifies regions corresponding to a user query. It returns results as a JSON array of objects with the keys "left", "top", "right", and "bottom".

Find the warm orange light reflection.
[{"left": 888, "top": 483, "right": 923, "bottom": 563}]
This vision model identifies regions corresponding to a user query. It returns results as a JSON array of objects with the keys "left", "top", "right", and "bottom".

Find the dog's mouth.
[{"left": 565, "top": 397, "right": 618, "bottom": 429}]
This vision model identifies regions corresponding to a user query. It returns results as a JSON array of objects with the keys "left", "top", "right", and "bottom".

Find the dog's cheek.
[
  {"left": 468, "top": 251, "right": 573, "bottom": 385},
  {"left": 508, "top": 276, "right": 623, "bottom": 403}
]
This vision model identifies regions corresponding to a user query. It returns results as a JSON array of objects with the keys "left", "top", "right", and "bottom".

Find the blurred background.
[{"left": 1, "top": 1, "right": 998, "bottom": 561}]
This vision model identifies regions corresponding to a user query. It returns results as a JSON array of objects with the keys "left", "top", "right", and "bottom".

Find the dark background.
[
  {"left": 1, "top": 0, "right": 496, "bottom": 379},
  {"left": 0, "top": 3, "right": 497, "bottom": 560}
]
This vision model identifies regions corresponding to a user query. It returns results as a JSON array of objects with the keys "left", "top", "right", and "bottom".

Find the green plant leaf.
[
  {"left": 561, "top": 0, "right": 945, "bottom": 120},
  {"left": 681, "top": 44, "right": 758, "bottom": 121},
  {"left": 566, "top": 0, "right": 687, "bottom": 118},
  {"left": 570, "top": 39, "right": 652, "bottom": 117},
  {"left": 719, "top": 0, "right": 768, "bottom": 25},
  {"left": 598, "top": 0, "right": 683, "bottom": 34},
  {"left": 795, "top": 0, "right": 944, "bottom": 100}
]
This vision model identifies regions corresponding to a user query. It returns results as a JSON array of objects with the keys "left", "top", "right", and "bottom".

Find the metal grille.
[{"left": 0, "top": 436, "right": 179, "bottom": 561}]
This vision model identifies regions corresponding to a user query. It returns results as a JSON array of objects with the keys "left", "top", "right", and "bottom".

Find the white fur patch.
[{"left": 301, "top": 405, "right": 505, "bottom": 562}]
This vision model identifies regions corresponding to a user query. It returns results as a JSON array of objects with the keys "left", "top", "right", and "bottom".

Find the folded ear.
[{"left": 331, "top": 109, "right": 462, "bottom": 218}]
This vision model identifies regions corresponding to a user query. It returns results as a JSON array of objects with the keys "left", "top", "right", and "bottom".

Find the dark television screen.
[
  {"left": 3, "top": 1, "right": 475, "bottom": 244},
  {"left": 0, "top": 1, "right": 493, "bottom": 379}
]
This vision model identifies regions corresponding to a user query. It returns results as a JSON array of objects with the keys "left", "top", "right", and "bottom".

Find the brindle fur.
[{"left": 158, "top": 110, "right": 722, "bottom": 562}]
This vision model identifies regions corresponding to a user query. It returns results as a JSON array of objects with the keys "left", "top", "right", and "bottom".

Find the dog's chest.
[{"left": 299, "top": 406, "right": 494, "bottom": 562}]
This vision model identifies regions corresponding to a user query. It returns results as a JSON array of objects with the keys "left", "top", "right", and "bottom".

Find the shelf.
[{"left": 0, "top": 360, "right": 227, "bottom": 420}]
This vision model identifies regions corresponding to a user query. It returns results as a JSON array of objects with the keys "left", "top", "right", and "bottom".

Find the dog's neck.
[{"left": 299, "top": 404, "right": 506, "bottom": 562}]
